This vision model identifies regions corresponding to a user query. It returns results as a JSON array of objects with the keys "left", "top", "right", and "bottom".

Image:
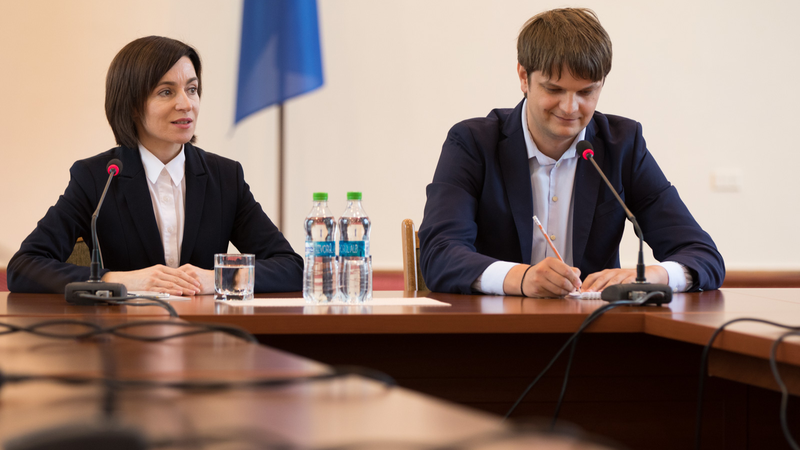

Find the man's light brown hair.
[
  {"left": 517, "top": 8, "right": 612, "bottom": 82},
  {"left": 105, "top": 36, "right": 202, "bottom": 149}
]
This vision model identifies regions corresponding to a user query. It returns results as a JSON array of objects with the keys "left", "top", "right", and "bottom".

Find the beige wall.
[{"left": 1, "top": 0, "right": 798, "bottom": 272}]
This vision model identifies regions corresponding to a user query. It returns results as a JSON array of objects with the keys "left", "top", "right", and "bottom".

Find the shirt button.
[
  {"left": 168, "top": 226, "right": 176, "bottom": 234},
  {"left": 552, "top": 196, "right": 558, "bottom": 202},
  {"left": 550, "top": 234, "right": 557, "bottom": 241},
  {"left": 168, "top": 258, "right": 175, "bottom": 265}
]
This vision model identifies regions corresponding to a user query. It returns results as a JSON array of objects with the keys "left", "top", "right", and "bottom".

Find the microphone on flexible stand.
[
  {"left": 65, "top": 159, "right": 128, "bottom": 304},
  {"left": 577, "top": 140, "right": 672, "bottom": 306}
]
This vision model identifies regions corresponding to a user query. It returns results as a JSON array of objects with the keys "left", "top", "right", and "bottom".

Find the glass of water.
[{"left": 214, "top": 254, "right": 255, "bottom": 301}]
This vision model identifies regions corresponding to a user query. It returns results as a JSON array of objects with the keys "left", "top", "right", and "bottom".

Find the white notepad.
[{"left": 566, "top": 291, "right": 603, "bottom": 300}]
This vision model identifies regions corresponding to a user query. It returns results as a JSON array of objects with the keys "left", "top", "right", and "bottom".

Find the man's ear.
[{"left": 517, "top": 63, "right": 529, "bottom": 98}]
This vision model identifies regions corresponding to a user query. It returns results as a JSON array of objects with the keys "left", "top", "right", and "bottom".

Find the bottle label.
[
  {"left": 339, "top": 241, "right": 366, "bottom": 257},
  {"left": 313, "top": 241, "right": 335, "bottom": 257}
]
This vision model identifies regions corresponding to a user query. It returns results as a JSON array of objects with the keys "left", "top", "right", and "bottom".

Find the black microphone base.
[
  {"left": 601, "top": 283, "right": 672, "bottom": 306},
  {"left": 65, "top": 282, "right": 127, "bottom": 305}
]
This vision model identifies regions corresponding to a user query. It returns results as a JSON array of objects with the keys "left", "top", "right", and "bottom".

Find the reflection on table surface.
[{"left": 5, "top": 288, "right": 800, "bottom": 316}]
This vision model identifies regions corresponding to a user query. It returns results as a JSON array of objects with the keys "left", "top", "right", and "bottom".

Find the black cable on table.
[
  {"left": 694, "top": 317, "right": 800, "bottom": 450},
  {"left": 0, "top": 365, "right": 395, "bottom": 393},
  {"left": 78, "top": 293, "right": 179, "bottom": 318},
  {"left": 101, "top": 320, "right": 258, "bottom": 343},
  {"left": 770, "top": 329, "right": 800, "bottom": 450},
  {"left": 0, "top": 319, "right": 257, "bottom": 343}
]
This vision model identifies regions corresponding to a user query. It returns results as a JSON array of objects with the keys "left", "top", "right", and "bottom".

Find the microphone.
[
  {"left": 65, "top": 159, "right": 128, "bottom": 304},
  {"left": 578, "top": 140, "right": 671, "bottom": 306}
]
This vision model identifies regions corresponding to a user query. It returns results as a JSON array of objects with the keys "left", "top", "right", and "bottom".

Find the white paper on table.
[
  {"left": 216, "top": 297, "right": 450, "bottom": 307},
  {"left": 128, "top": 291, "right": 192, "bottom": 301}
]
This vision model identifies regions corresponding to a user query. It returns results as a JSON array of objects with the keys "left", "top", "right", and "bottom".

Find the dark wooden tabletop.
[
  {"left": 0, "top": 316, "right": 559, "bottom": 449},
  {"left": 3, "top": 289, "right": 800, "bottom": 365},
  {"left": 2, "top": 289, "right": 799, "bottom": 449}
]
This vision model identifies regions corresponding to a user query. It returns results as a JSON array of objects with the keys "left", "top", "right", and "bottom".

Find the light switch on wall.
[{"left": 710, "top": 168, "right": 743, "bottom": 192}]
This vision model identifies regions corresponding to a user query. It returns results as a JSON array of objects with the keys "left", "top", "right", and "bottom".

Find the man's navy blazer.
[
  {"left": 419, "top": 100, "right": 724, "bottom": 294},
  {"left": 8, "top": 143, "right": 303, "bottom": 293}
]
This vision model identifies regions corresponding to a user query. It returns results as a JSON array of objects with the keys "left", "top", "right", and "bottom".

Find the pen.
[
  {"left": 533, "top": 215, "right": 581, "bottom": 294},
  {"left": 533, "top": 215, "right": 563, "bottom": 262}
]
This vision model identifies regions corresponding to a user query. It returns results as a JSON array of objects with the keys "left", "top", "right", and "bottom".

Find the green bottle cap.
[
  {"left": 313, "top": 192, "right": 328, "bottom": 201},
  {"left": 347, "top": 192, "right": 362, "bottom": 200}
]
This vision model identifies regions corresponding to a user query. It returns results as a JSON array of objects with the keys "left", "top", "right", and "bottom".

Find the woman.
[{"left": 8, "top": 36, "right": 303, "bottom": 295}]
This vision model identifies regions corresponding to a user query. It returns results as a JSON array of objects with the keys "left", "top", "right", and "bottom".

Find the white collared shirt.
[
  {"left": 473, "top": 100, "right": 690, "bottom": 294},
  {"left": 138, "top": 144, "right": 186, "bottom": 268},
  {"left": 527, "top": 121, "right": 582, "bottom": 267}
]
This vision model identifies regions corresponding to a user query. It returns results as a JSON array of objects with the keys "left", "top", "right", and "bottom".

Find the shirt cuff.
[
  {"left": 471, "top": 261, "right": 518, "bottom": 295},
  {"left": 658, "top": 261, "right": 693, "bottom": 293}
]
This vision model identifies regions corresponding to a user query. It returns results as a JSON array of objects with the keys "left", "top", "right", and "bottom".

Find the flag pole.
[
  {"left": 236, "top": 0, "right": 323, "bottom": 234},
  {"left": 278, "top": 102, "right": 285, "bottom": 232}
]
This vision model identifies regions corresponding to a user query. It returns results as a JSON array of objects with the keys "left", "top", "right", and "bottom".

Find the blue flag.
[{"left": 235, "top": 0, "right": 324, "bottom": 124}]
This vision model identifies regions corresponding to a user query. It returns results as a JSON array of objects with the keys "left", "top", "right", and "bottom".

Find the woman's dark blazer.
[{"left": 8, "top": 143, "right": 303, "bottom": 293}]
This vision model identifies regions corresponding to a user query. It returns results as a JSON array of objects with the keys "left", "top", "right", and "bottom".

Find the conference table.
[
  {"left": 0, "top": 292, "right": 632, "bottom": 450},
  {"left": 1, "top": 288, "right": 799, "bottom": 449}
]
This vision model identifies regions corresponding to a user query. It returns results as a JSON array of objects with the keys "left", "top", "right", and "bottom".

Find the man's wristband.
[{"left": 520, "top": 265, "right": 533, "bottom": 297}]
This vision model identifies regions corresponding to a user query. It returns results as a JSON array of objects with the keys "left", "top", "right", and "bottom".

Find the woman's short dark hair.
[
  {"left": 517, "top": 8, "right": 612, "bottom": 82},
  {"left": 105, "top": 36, "right": 202, "bottom": 149}
]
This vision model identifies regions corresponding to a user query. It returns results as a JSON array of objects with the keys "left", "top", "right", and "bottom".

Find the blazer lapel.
[
  {"left": 498, "top": 100, "right": 533, "bottom": 264},
  {"left": 180, "top": 144, "right": 208, "bottom": 265},
  {"left": 117, "top": 147, "right": 165, "bottom": 265},
  {"left": 571, "top": 120, "right": 602, "bottom": 269}
]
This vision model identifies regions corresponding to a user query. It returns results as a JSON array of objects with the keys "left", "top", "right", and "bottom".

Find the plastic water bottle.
[
  {"left": 338, "top": 192, "right": 372, "bottom": 303},
  {"left": 303, "top": 192, "right": 337, "bottom": 303}
]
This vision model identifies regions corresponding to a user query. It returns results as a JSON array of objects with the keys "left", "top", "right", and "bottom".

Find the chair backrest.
[
  {"left": 66, "top": 237, "right": 91, "bottom": 267},
  {"left": 401, "top": 219, "right": 428, "bottom": 292}
]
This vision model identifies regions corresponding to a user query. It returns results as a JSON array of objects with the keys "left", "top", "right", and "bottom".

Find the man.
[{"left": 419, "top": 8, "right": 724, "bottom": 297}]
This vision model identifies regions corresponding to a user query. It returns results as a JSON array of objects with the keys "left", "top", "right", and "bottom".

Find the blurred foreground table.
[
  {"left": 0, "top": 307, "right": 622, "bottom": 449},
  {"left": 3, "top": 289, "right": 800, "bottom": 449}
]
